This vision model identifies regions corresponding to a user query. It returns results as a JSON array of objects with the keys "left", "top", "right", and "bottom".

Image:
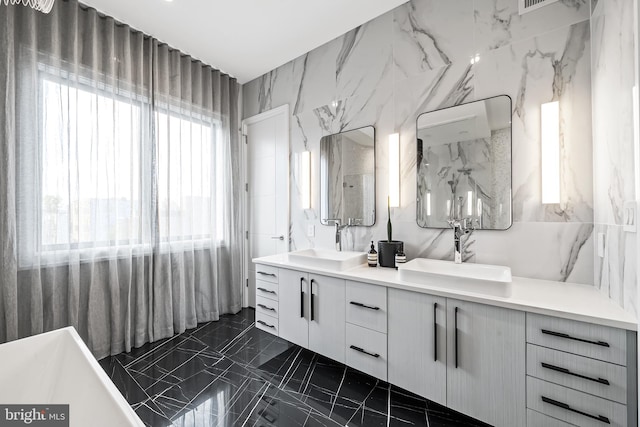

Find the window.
[
  {"left": 37, "top": 71, "right": 224, "bottom": 256},
  {"left": 41, "top": 77, "right": 144, "bottom": 250},
  {"left": 156, "top": 110, "right": 225, "bottom": 243}
]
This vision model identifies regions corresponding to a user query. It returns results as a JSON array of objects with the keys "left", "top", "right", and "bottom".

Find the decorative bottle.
[
  {"left": 367, "top": 241, "right": 378, "bottom": 267},
  {"left": 395, "top": 251, "right": 407, "bottom": 265}
]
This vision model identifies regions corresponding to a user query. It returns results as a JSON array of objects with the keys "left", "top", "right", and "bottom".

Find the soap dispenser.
[{"left": 367, "top": 241, "right": 378, "bottom": 267}]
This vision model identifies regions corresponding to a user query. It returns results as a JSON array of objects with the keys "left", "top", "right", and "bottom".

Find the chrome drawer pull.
[
  {"left": 257, "top": 287, "right": 276, "bottom": 294},
  {"left": 349, "top": 301, "right": 380, "bottom": 310},
  {"left": 541, "top": 329, "right": 610, "bottom": 347},
  {"left": 257, "top": 320, "right": 275, "bottom": 329},
  {"left": 349, "top": 345, "right": 380, "bottom": 358},
  {"left": 541, "top": 396, "right": 610, "bottom": 424},
  {"left": 257, "top": 271, "right": 277, "bottom": 277},
  {"left": 541, "top": 362, "right": 610, "bottom": 385},
  {"left": 257, "top": 304, "right": 276, "bottom": 312}
]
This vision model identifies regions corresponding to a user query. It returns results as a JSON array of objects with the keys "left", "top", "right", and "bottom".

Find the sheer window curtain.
[{"left": 0, "top": 0, "right": 242, "bottom": 358}]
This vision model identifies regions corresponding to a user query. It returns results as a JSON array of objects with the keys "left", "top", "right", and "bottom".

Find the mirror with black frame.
[
  {"left": 320, "top": 126, "right": 376, "bottom": 227},
  {"left": 416, "top": 95, "right": 512, "bottom": 230}
]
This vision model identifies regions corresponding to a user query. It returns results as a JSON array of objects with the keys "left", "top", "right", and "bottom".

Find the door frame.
[{"left": 241, "top": 104, "right": 290, "bottom": 308}]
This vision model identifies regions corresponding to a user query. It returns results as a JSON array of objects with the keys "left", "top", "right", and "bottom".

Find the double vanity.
[
  {"left": 250, "top": 95, "right": 638, "bottom": 426},
  {"left": 253, "top": 251, "right": 637, "bottom": 427}
]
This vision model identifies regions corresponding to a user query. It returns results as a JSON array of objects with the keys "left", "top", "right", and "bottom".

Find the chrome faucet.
[
  {"left": 447, "top": 217, "right": 473, "bottom": 264},
  {"left": 327, "top": 219, "right": 349, "bottom": 251}
]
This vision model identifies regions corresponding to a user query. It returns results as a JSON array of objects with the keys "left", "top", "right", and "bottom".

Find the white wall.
[
  {"left": 591, "top": 0, "right": 638, "bottom": 318},
  {"left": 243, "top": 0, "right": 594, "bottom": 284}
]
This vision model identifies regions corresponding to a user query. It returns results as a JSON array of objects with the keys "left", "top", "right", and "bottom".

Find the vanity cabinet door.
[
  {"left": 446, "top": 299, "right": 526, "bottom": 427},
  {"left": 388, "top": 288, "right": 447, "bottom": 406},
  {"left": 308, "top": 274, "right": 346, "bottom": 363},
  {"left": 278, "top": 268, "right": 309, "bottom": 348}
]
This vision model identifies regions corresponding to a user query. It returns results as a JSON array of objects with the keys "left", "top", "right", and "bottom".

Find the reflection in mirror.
[
  {"left": 416, "top": 95, "right": 512, "bottom": 230},
  {"left": 320, "top": 126, "right": 375, "bottom": 226}
]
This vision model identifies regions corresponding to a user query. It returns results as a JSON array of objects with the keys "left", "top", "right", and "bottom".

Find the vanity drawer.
[
  {"left": 256, "top": 311, "right": 278, "bottom": 335},
  {"left": 527, "top": 409, "right": 576, "bottom": 427},
  {"left": 527, "top": 344, "right": 627, "bottom": 404},
  {"left": 255, "top": 265, "right": 279, "bottom": 284},
  {"left": 346, "top": 323, "right": 387, "bottom": 381},
  {"left": 346, "top": 281, "right": 387, "bottom": 333},
  {"left": 256, "top": 279, "right": 278, "bottom": 301},
  {"left": 256, "top": 296, "right": 279, "bottom": 318},
  {"left": 527, "top": 376, "right": 627, "bottom": 427},
  {"left": 527, "top": 313, "right": 627, "bottom": 365}
]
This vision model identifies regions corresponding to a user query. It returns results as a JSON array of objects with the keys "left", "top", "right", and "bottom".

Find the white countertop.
[{"left": 253, "top": 253, "right": 638, "bottom": 331}]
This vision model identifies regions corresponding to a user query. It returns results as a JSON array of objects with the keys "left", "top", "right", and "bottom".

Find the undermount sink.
[
  {"left": 398, "top": 258, "right": 512, "bottom": 297},
  {"left": 287, "top": 249, "right": 366, "bottom": 271}
]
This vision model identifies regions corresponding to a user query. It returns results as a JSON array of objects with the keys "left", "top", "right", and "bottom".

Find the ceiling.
[{"left": 78, "top": 0, "right": 409, "bottom": 84}]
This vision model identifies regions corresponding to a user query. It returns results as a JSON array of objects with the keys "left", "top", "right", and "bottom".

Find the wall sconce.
[
  {"left": 426, "top": 191, "right": 432, "bottom": 216},
  {"left": 541, "top": 101, "right": 560, "bottom": 204},
  {"left": 389, "top": 133, "right": 400, "bottom": 207},
  {"left": 301, "top": 151, "right": 311, "bottom": 209}
]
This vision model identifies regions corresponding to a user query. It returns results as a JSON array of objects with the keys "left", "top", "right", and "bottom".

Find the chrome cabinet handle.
[
  {"left": 541, "top": 362, "right": 610, "bottom": 385},
  {"left": 257, "top": 287, "right": 276, "bottom": 294},
  {"left": 541, "top": 396, "right": 610, "bottom": 424},
  {"left": 349, "top": 301, "right": 380, "bottom": 310},
  {"left": 350, "top": 345, "right": 380, "bottom": 358},
  {"left": 257, "top": 304, "right": 276, "bottom": 312},
  {"left": 271, "top": 235, "right": 284, "bottom": 240}
]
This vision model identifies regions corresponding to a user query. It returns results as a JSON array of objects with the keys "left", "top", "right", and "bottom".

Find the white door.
[{"left": 243, "top": 105, "right": 289, "bottom": 308}]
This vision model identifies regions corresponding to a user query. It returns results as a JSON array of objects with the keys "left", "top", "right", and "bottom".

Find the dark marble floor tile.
[
  {"left": 102, "top": 308, "right": 493, "bottom": 427},
  {"left": 224, "top": 334, "right": 308, "bottom": 388},
  {"left": 131, "top": 399, "right": 172, "bottom": 427},
  {"left": 127, "top": 336, "right": 202, "bottom": 374},
  {"left": 427, "top": 401, "right": 492, "bottom": 427},
  {"left": 218, "top": 323, "right": 290, "bottom": 361},
  {"left": 167, "top": 376, "right": 343, "bottom": 427},
  {"left": 113, "top": 333, "right": 186, "bottom": 368},
  {"left": 189, "top": 311, "right": 255, "bottom": 353},
  {"left": 152, "top": 357, "right": 256, "bottom": 420},
  {"left": 99, "top": 357, "right": 150, "bottom": 406},
  {"left": 145, "top": 349, "right": 229, "bottom": 398},
  {"left": 129, "top": 336, "right": 214, "bottom": 392},
  {"left": 289, "top": 362, "right": 390, "bottom": 426}
]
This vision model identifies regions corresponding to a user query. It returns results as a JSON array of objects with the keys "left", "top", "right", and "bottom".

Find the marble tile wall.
[
  {"left": 591, "top": 0, "right": 638, "bottom": 317},
  {"left": 243, "top": 0, "right": 594, "bottom": 284}
]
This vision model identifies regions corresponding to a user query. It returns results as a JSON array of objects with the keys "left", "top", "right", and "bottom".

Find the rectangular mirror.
[
  {"left": 416, "top": 95, "right": 512, "bottom": 230},
  {"left": 320, "top": 126, "right": 375, "bottom": 226}
]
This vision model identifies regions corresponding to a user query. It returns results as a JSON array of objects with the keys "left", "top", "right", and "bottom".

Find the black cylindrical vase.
[{"left": 377, "top": 240, "right": 404, "bottom": 268}]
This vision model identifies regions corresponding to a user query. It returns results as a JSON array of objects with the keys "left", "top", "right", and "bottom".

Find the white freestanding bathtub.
[{"left": 0, "top": 327, "right": 144, "bottom": 427}]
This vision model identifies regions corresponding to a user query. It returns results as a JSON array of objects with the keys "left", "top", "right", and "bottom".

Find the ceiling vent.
[{"left": 519, "top": 0, "right": 559, "bottom": 15}]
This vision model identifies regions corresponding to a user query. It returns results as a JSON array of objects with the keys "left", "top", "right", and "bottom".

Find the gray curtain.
[{"left": 0, "top": 0, "right": 243, "bottom": 359}]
